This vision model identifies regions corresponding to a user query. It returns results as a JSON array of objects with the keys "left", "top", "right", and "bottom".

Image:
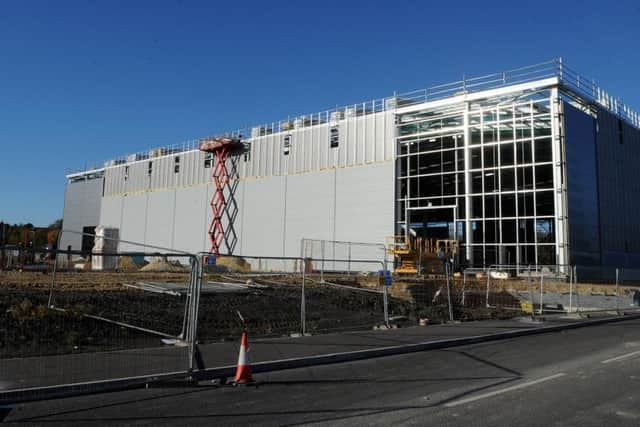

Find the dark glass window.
[
  {"left": 471, "top": 147, "right": 482, "bottom": 169},
  {"left": 484, "top": 170, "right": 498, "bottom": 193},
  {"left": 518, "top": 193, "right": 534, "bottom": 216},
  {"left": 501, "top": 193, "right": 516, "bottom": 217},
  {"left": 284, "top": 134, "right": 291, "bottom": 155},
  {"left": 516, "top": 141, "right": 532, "bottom": 164},
  {"left": 472, "top": 171, "right": 483, "bottom": 193},
  {"left": 500, "top": 168, "right": 515, "bottom": 191},
  {"left": 484, "top": 146, "right": 497, "bottom": 168},
  {"left": 518, "top": 218, "right": 535, "bottom": 243},
  {"left": 502, "top": 220, "right": 517, "bottom": 243},
  {"left": 330, "top": 126, "right": 339, "bottom": 148},
  {"left": 517, "top": 167, "right": 534, "bottom": 190},
  {"left": 520, "top": 245, "right": 535, "bottom": 265},
  {"left": 471, "top": 127, "right": 482, "bottom": 145},
  {"left": 534, "top": 118, "right": 552, "bottom": 137},
  {"left": 484, "top": 126, "right": 498, "bottom": 143},
  {"left": 485, "top": 220, "right": 498, "bottom": 243},
  {"left": 485, "top": 195, "right": 497, "bottom": 218},
  {"left": 536, "top": 191, "right": 555, "bottom": 216},
  {"left": 537, "top": 245, "right": 555, "bottom": 265},
  {"left": 516, "top": 120, "right": 532, "bottom": 139},
  {"left": 472, "top": 221, "right": 484, "bottom": 242},
  {"left": 472, "top": 196, "right": 483, "bottom": 218},
  {"left": 204, "top": 153, "right": 213, "bottom": 168},
  {"left": 442, "top": 150, "right": 456, "bottom": 172},
  {"left": 536, "top": 219, "right": 555, "bottom": 243},
  {"left": 535, "top": 165, "right": 554, "bottom": 188},
  {"left": 499, "top": 123, "right": 514, "bottom": 141},
  {"left": 409, "top": 156, "right": 418, "bottom": 175},
  {"left": 500, "top": 143, "right": 514, "bottom": 166},
  {"left": 534, "top": 138, "right": 552, "bottom": 162}
]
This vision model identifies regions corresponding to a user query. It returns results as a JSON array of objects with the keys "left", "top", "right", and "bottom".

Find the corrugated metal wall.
[
  {"left": 102, "top": 110, "right": 394, "bottom": 198},
  {"left": 97, "top": 161, "right": 393, "bottom": 268},
  {"left": 595, "top": 107, "right": 640, "bottom": 269},
  {"left": 88, "top": 110, "right": 396, "bottom": 266}
]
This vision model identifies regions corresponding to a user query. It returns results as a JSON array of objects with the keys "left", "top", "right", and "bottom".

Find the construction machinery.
[
  {"left": 387, "top": 235, "right": 459, "bottom": 275},
  {"left": 199, "top": 136, "right": 245, "bottom": 255}
]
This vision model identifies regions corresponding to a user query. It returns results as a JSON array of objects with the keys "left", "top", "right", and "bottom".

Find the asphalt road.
[{"left": 4, "top": 318, "right": 640, "bottom": 426}]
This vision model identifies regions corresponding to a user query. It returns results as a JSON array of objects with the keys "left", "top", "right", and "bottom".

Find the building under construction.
[{"left": 61, "top": 59, "right": 640, "bottom": 277}]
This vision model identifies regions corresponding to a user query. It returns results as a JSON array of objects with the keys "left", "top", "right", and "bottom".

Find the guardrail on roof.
[{"left": 67, "top": 58, "right": 639, "bottom": 176}]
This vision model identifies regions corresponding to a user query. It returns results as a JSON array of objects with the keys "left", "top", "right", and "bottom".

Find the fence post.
[
  {"left": 348, "top": 242, "right": 352, "bottom": 276},
  {"left": 383, "top": 274, "right": 390, "bottom": 328},
  {"left": 461, "top": 270, "right": 467, "bottom": 306},
  {"left": 187, "top": 255, "right": 203, "bottom": 373},
  {"left": 539, "top": 273, "right": 544, "bottom": 315},
  {"left": 301, "top": 258, "right": 307, "bottom": 335},
  {"left": 616, "top": 268, "right": 621, "bottom": 316},
  {"left": 528, "top": 265, "right": 535, "bottom": 321},
  {"left": 47, "top": 229, "right": 64, "bottom": 308},
  {"left": 485, "top": 268, "right": 491, "bottom": 308},
  {"left": 320, "top": 241, "right": 325, "bottom": 283},
  {"left": 574, "top": 265, "right": 580, "bottom": 314},
  {"left": 569, "top": 265, "right": 573, "bottom": 313},
  {"left": 446, "top": 263, "right": 454, "bottom": 322}
]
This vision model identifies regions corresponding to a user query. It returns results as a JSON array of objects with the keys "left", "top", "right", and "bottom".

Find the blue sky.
[{"left": 1, "top": 0, "right": 639, "bottom": 226}]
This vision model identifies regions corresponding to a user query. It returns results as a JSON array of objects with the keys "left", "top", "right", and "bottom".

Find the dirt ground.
[{"left": 0, "top": 270, "right": 572, "bottom": 359}]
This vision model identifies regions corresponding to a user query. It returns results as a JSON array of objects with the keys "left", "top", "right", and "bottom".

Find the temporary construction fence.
[
  {"left": 0, "top": 230, "right": 203, "bottom": 403},
  {"left": 300, "top": 238, "right": 389, "bottom": 277},
  {"left": 5, "top": 229, "right": 640, "bottom": 405},
  {"left": 198, "top": 252, "right": 391, "bottom": 337},
  {"left": 463, "top": 264, "right": 640, "bottom": 318},
  {"left": 0, "top": 230, "right": 392, "bottom": 404}
]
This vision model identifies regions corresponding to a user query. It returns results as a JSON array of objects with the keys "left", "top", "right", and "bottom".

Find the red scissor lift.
[{"left": 199, "top": 136, "right": 244, "bottom": 255}]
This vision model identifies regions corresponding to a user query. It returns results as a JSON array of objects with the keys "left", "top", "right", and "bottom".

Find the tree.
[{"left": 49, "top": 219, "right": 63, "bottom": 229}]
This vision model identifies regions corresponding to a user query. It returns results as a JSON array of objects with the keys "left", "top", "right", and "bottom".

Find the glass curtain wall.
[{"left": 396, "top": 93, "right": 558, "bottom": 268}]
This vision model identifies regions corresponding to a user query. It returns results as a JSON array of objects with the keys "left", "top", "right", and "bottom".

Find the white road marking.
[
  {"left": 444, "top": 373, "right": 567, "bottom": 407},
  {"left": 601, "top": 349, "right": 640, "bottom": 364}
]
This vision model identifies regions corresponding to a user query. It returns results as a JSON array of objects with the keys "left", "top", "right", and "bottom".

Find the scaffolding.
[{"left": 199, "top": 137, "right": 244, "bottom": 255}]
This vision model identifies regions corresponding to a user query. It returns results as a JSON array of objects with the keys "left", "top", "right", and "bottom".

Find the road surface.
[{"left": 4, "top": 318, "right": 640, "bottom": 426}]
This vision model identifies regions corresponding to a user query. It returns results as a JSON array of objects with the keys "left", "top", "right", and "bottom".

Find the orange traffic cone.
[{"left": 233, "top": 332, "right": 253, "bottom": 385}]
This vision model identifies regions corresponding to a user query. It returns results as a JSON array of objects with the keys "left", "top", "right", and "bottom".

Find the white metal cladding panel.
[
  {"left": 99, "top": 196, "right": 123, "bottom": 231},
  {"left": 105, "top": 165, "right": 126, "bottom": 196},
  {"left": 317, "top": 125, "right": 329, "bottom": 170},
  {"left": 204, "top": 183, "right": 214, "bottom": 251},
  {"left": 60, "top": 178, "right": 104, "bottom": 251},
  {"left": 340, "top": 118, "right": 351, "bottom": 166},
  {"left": 221, "top": 179, "right": 245, "bottom": 254},
  {"left": 144, "top": 190, "right": 176, "bottom": 250},
  {"left": 283, "top": 170, "right": 336, "bottom": 260},
  {"left": 173, "top": 185, "right": 209, "bottom": 253},
  {"left": 119, "top": 194, "right": 147, "bottom": 251},
  {"left": 384, "top": 111, "right": 395, "bottom": 160},
  {"left": 334, "top": 162, "right": 394, "bottom": 249},
  {"left": 127, "top": 161, "right": 147, "bottom": 193},
  {"left": 240, "top": 175, "right": 286, "bottom": 269}
]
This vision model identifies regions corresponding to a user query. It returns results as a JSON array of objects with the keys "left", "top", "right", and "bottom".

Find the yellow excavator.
[{"left": 387, "top": 236, "right": 458, "bottom": 275}]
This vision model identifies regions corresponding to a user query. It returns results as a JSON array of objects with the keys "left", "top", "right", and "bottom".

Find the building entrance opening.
[{"left": 406, "top": 206, "right": 459, "bottom": 273}]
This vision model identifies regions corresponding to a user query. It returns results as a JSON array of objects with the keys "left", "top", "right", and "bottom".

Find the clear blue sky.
[{"left": 1, "top": 0, "right": 639, "bottom": 226}]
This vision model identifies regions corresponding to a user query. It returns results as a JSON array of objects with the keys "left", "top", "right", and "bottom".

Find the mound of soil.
[
  {"left": 118, "top": 256, "right": 139, "bottom": 272},
  {"left": 139, "top": 258, "right": 189, "bottom": 273},
  {"left": 216, "top": 256, "right": 251, "bottom": 273}
]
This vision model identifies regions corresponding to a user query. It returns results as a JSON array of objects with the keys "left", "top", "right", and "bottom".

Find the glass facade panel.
[{"left": 396, "top": 92, "right": 559, "bottom": 268}]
